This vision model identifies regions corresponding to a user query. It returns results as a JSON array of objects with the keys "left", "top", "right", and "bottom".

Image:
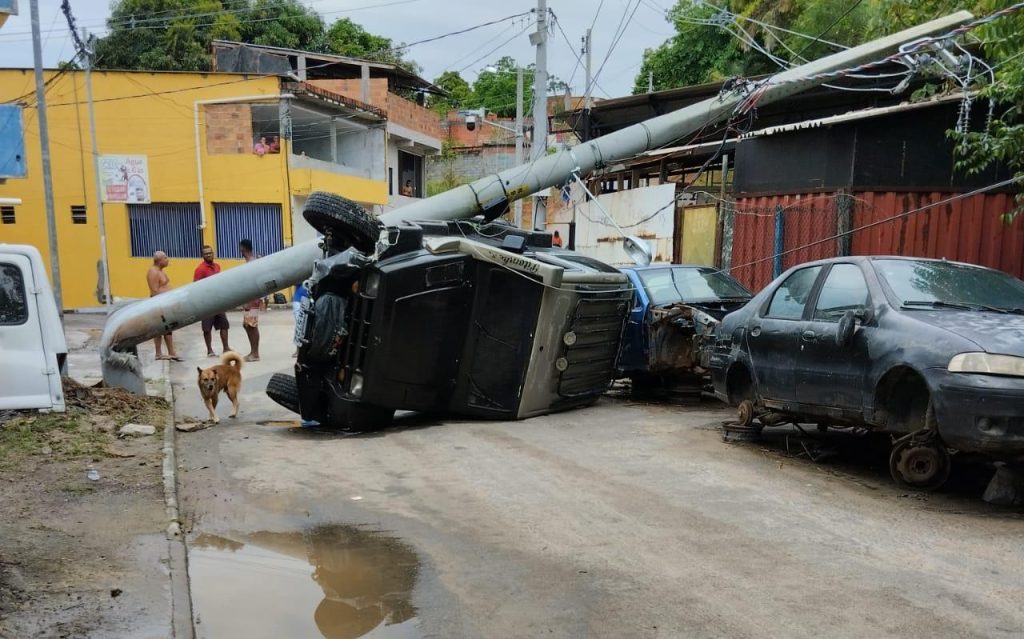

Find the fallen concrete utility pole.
[{"left": 99, "top": 11, "right": 972, "bottom": 392}]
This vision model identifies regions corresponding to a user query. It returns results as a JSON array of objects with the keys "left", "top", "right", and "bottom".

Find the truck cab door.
[{"left": 0, "top": 257, "right": 60, "bottom": 410}]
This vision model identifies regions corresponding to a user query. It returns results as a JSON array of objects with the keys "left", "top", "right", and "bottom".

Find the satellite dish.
[{"left": 623, "top": 236, "right": 652, "bottom": 267}]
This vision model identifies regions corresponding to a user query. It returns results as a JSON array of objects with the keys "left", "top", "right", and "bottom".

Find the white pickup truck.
[{"left": 0, "top": 244, "right": 67, "bottom": 412}]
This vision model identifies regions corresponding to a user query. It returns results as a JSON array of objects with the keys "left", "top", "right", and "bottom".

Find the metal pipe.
[{"left": 99, "top": 12, "right": 973, "bottom": 391}]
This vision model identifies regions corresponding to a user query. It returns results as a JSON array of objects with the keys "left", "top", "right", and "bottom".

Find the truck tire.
[
  {"left": 303, "top": 191, "right": 381, "bottom": 253},
  {"left": 266, "top": 373, "right": 301, "bottom": 415}
]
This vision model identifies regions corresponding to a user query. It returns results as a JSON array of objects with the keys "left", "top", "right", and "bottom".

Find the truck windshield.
[
  {"left": 874, "top": 259, "right": 1024, "bottom": 312},
  {"left": 639, "top": 267, "right": 751, "bottom": 306}
]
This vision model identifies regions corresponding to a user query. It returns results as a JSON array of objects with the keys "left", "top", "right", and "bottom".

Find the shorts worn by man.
[
  {"left": 146, "top": 251, "right": 181, "bottom": 361},
  {"left": 239, "top": 239, "right": 263, "bottom": 362},
  {"left": 194, "top": 245, "right": 232, "bottom": 358}
]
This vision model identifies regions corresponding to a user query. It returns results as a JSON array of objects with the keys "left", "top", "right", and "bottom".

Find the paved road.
[{"left": 168, "top": 311, "right": 1024, "bottom": 639}]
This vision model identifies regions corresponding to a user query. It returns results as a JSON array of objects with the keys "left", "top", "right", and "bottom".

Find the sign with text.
[{"left": 99, "top": 155, "right": 150, "bottom": 203}]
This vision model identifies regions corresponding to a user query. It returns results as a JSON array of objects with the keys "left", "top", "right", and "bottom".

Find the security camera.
[{"left": 466, "top": 114, "right": 477, "bottom": 131}]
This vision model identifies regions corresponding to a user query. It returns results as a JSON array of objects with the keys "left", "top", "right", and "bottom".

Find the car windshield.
[
  {"left": 874, "top": 259, "right": 1024, "bottom": 312},
  {"left": 638, "top": 267, "right": 750, "bottom": 305}
]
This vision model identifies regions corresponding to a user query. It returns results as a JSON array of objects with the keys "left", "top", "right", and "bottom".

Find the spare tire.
[
  {"left": 266, "top": 373, "right": 300, "bottom": 414},
  {"left": 303, "top": 191, "right": 381, "bottom": 253}
]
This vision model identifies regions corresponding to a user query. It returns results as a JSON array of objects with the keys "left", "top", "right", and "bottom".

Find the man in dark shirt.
[{"left": 194, "top": 245, "right": 231, "bottom": 357}]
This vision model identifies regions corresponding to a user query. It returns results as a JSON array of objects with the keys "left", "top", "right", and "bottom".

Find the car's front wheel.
[{"left": 888, "top": 401, "right": 951, "bottom": 491}]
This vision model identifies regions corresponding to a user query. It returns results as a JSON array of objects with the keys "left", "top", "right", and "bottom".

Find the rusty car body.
[{"left": 616, "top": 265, "right": 751, "bottom": 389}]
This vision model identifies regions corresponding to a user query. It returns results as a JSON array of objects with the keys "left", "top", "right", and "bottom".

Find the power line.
[
  {"left": 457, "top": 20, "right": 535, "bottom": 73},
  {"left": 587, "top": 0, "right": 641, "bottom": 99},
  {"left": 791, "top": 0, "right": 865, "bottom": 61},
  {"left": 0, "top": 0, "right": 424, "bottom": 39}
]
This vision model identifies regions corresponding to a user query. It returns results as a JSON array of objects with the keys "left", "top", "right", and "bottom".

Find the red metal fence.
[{"left": 728, "top": 191, "right": 1024, "bottom": 292}]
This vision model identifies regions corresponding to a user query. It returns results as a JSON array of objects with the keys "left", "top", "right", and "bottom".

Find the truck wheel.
[
  {"left": 302, "top": 191, "right": 381, "bottom": 253},
  {"left": 266, "top": 373, "right": 301, "bottom": 414}
]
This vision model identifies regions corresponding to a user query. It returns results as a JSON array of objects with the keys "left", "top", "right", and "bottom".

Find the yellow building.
[{"left": 0, "top": 66, "right": 441, "bottom": 309}]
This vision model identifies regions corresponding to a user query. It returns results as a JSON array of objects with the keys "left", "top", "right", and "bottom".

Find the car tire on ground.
[
  {"left": 266, "top": 373, "right": 301, "bottom": 415},
  {"left": 302, "top": 191, "right": 381, "bottom": 254}
]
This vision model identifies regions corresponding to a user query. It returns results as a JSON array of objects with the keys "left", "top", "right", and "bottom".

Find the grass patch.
[{"left": 59, "top": 481, "right": 96, "bottom": 496}]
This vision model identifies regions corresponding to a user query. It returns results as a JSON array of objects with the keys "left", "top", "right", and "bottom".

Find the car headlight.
[{"left": 948, "top": 352, "right": 1024, "bottom": 377}]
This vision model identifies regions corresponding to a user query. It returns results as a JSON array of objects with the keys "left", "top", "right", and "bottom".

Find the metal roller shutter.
[{"left": 214, "top": 203, "right": 285, "bottom": 258}]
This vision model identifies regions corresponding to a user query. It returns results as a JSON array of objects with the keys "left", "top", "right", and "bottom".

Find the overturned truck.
[
  {"left": 97, "top": 12, "right": 973, "bottom": 429},
  {"left": 270, "top": 197, "right": 631, "bottom": 428}
]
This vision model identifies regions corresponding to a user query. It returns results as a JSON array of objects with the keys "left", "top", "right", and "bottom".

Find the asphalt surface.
[{"left": 168, "top": 311, "right": 1024, "bottom": 639}]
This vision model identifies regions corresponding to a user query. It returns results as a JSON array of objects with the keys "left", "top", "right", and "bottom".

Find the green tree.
[
  {"left": 472, "top": 56, "right": 534, "bottom": 117},
  {"left": 947, "top": 0, "right": 1024, "bottom": 212},
  {"left": 94, "top": 0, "right": 418, "bottom": 73},
  {"left": 633, "top": 1, "right": 755, "bottom": 93},
  {"left": 239, "top": 0, "right": 326, "bottom": 52},
  {"left": 430, "top": 70, "right": 476, "bottom": 116},
  {"left": 325, "top": 18, "right": 419, "bottom": 73}
]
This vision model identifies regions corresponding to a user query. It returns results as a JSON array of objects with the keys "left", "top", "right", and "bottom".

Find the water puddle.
[{"left": 189, "top": 526, "right": 421, "bottom": 639}]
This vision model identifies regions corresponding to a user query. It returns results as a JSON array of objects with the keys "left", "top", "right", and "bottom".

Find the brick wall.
[
  {"left": 205, "top": 104, "right": 254, "bottom": 154},
  {"left": 308, "top": 78, "right": 443, "bottom": 140},
  {"left": 387, "top": 94, "right": 443, "bottom": 139},
  {"left": 309, "top": 79, "right": 389, "bottom": 110}
]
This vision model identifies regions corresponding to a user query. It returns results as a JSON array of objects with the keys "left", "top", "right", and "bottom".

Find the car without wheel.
[{"left": 708, "top": 255, "right": 1024, "bottom": 490}]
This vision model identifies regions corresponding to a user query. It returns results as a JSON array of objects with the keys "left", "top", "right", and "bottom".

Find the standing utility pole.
[
  {"left": 530, "top": 0, "right": 548, "bottom": 229},
  {"left": 514, "top": 67, "right": 524, "bottom": 229},
  {"left": 30, "top": 0, "right": 63, "bottom": 317},
  {"left": 648, "top": 71, "right": 654, "bottom": 93},
  {"left": 82, "top": 29, "right": 113, "bottom": 309}
]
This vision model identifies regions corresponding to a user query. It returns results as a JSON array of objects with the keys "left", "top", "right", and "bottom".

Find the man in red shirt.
[{"left": 194, "top": 245, "right": 231, "bottom": 357}]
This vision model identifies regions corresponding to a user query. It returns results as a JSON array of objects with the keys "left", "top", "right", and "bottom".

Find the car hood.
[{"left": 908, "top": 310, "right": 1024, "bottom": 356}]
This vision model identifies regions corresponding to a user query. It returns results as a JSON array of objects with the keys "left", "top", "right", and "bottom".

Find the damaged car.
[
  {"left": 708, "top": 256, "right": 1024, "bottom": 490},
  {"left": 617, "top": 265, "right": 751, "bottom": 393},
  {"left": 267, "top": 193, "right": 633, "bottom": 431}
]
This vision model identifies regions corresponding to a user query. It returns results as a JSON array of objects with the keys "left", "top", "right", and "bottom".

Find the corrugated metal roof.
[{"left": 742, "top": 93, "right": 966, "bottom": 139}]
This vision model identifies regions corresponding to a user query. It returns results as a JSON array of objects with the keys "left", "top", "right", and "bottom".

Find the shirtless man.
[{"left": 146, "top": 251, "right": 180, "bottom": 361}]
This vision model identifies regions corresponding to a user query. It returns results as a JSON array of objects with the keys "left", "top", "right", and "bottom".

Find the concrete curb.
[
  {"left": 161, "top": 360, "right": 181, "bottom": 538},
  {"left": 157, "top": 360, "right": 195, "bottom": 638}
]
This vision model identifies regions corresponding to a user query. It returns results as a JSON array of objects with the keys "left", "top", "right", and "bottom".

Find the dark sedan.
[{"left": 708, "top": 256, "right": 1024, "bottom": 490}]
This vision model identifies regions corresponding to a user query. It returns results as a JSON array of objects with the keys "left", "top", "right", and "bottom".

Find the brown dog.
[{"left": 196, "top": 351, "right": 243, "bottom": 423}]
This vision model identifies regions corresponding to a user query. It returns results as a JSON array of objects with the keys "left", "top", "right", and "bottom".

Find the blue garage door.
[
  {"left": 128, "top": 203, "right": 203, "bottom": 258},
  {"left": 214, "top": 203, "right": 284, "bottom": 259}
]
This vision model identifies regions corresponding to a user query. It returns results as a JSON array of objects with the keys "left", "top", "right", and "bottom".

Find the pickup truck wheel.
[
  {"left": 266, "top": 373, "right": 300, "bottom": 415},
  {"left": 302, "top": 191, "right": 382, "bottom": 253}
]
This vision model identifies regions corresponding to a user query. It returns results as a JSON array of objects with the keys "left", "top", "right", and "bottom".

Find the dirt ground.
[
  {"left": 172, "top": 312, "right": 1024, "bottom": 639},
  {"left": 0, "top": 316, "right": 172, "bottom": 639}
]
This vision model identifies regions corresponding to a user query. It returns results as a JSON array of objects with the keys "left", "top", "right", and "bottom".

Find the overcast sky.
[{"left": 0, "top": 0, "right": 677, "bottom": 99}]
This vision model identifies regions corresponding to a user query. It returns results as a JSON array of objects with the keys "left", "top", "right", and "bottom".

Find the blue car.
[{"left": 617, "top": 265, "right": 752, "bottom": 388}]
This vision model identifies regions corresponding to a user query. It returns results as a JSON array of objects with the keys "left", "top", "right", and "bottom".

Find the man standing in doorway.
[
  {"left": 146, "top": 251, "right": 181, "bottom": 361},
  {"left": 239, "top": 239, "right": 264, "bottom": 362},
  {"left": 194, "top": 245, "right": 231, "bottom": 357}
]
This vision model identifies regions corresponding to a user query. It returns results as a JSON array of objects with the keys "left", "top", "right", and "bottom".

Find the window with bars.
[
  {"left": 0, "top": 206, "right": 14, "bottom": 224},
  {"left": 214, "top": 203, "right": 284, "bottom": 259},
  {"left": 71, "top": 205, "right": 87, "bottom": 225},
  {"left": 128, "top": 203, "right": 202, "bottom": 258}
]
